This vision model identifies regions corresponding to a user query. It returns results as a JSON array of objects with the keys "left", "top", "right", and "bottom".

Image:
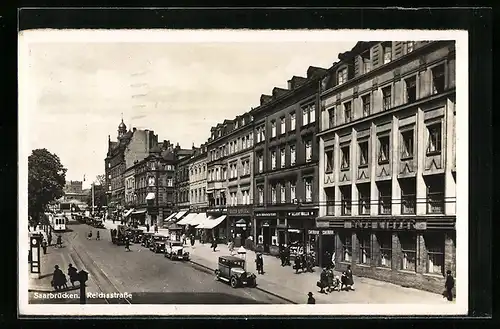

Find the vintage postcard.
[{"left": 18, "top": 29, "right": 468, "bottom": 316}]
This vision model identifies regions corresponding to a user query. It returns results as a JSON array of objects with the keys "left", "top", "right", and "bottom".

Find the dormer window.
[
  {"left": 242, "top": 117, "right": 245, "bottom": 126},
  {"left": 382, "top": 42, "right": 392, "bottom": 64},
  {"left": 361, "top": 50, "right": 371, "bottom": 74},
  {"left": 338, "top": 67, "right": 348, "bottom": 85}
]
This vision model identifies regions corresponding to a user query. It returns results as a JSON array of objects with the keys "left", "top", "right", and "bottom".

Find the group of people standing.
[
  {"left": 40, "top": 232, "right": 63, "bottom": 255},
  {"left": 51, "top": 264, "right": 80, "bottom": 291},
  {"left": 278, "top": 244, "right": 315, "bottom": 274}
]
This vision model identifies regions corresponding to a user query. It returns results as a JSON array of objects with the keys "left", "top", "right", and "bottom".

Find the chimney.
[
  {"left": 133, "top": 127, "right": 137, "bottom": 132},
  {"left": 287, "top": 80, "right": 292, "bottom": 89}
]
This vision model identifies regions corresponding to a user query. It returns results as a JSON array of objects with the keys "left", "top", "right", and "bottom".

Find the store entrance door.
[
  {"left": 321, "top": 233, "right": 336, "bottom": 268},
  {"left": 262, "top": 227, "right": 270, "bottom": 252},
  {"left": 308, "top": 234, "right": 320, "bottom": 266}
]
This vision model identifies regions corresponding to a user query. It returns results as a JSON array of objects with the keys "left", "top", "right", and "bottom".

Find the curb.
[{"left": 188, "top": 260, "right": 298, "bottom": 305}]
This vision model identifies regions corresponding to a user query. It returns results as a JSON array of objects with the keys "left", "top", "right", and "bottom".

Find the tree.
[
  {"left": 28, "top": 149, "right": 67, "bottom": 228},
  {"left": 95, "top": 174, "right": 106, "bottom": 186}
]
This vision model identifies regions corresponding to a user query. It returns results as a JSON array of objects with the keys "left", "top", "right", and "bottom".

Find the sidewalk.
[{"left": 187, "top": 242, "right": 450, "bottom": 304}]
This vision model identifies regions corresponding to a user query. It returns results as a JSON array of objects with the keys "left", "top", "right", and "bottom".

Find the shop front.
[
  {"left": 283, "top": 210, "right": 317, "bottom": 261},
  {"left": 130, "top": 209, "right": 147, "bottom": 226},
  {"left": 254, "top": 212, "right": 278, "bottom": 255},
  {"left": 227, "top": 206, "right": 253, "bottom": 248},
  {"left": 202, "top": 207, "right": 227, "bottom": 243}
]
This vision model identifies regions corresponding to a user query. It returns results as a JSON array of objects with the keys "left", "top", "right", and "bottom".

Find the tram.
[{"left": 51, "top": 213, "right": 67, "bottom": 232}]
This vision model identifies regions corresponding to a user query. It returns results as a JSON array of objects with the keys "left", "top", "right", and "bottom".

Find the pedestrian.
[
  {"left": 146, "top": 223, "right": 150, "bottom": 233},
  {"left": 326, "top": 267, "right": 334, "bottom": 293},
  {"left": 52, "top": 265, "right": 67, "bottom": 291},
  {"left": 300, "top": 253, "right": 307, "bottom": 272},
  {"left": 211, "top": 238, "right": 217, "bottom": 252},
  {"left": 56, "top": 234, "right": 62, "bottom": 248},
  {"left": 285, "top": 245, "right": 291, "bottom": 266},
  {"left": 48, "top": 233, "right": 52, "bottom": 247},
  {"left": 331, "top": 251, "right": 336, "bottom": 270},
  {"left": 445, "top": 270, "right": 455, "bottom": 301},
  {"left": 318, "top": 268, "right": 328, "bottom": 293},
  {"left": 294, "top": 254, "right": 301, "bottom": 274},
  {"left": 228, "top": 239, "right": 234, "bottom": 255},
  {"left": 307, "top": 292, "right": 315, "bottom": 304},
  {"left": 341, "top": 265, "right": 354, "bottom": 291},
  {"left": 113, "top": 217, "right": 115, "bottom": 224},
  {"left": 255, "top": 253, "right": 264, "bottom": 274},
  {"left": 306, "top": 253, "right": 314, "bottom": 273},
  {"left": 67, "top": 264, "right": 78, "bottom": 287},
  {"left": 96, "top": 231, "right": 100, "bottom": 240},
  {"left": 154, "top": 224, "right": 158, "bottom": 233},
  {"left": 41, "top": 239, "right": 47, "bottom": 254},
  {"left": 87, "top": 230, "right": 92, "bottom": 240},
  {"left": 325, "top": 250, "right": 332, "bottom": 269},
  {"left": 125, "top": 237, "right": 131, "bottom": 251},
  {"left": 190, "top": 234, "right": 195, "bottom": 247}
]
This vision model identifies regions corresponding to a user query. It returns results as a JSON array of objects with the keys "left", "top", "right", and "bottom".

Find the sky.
[{"left": 23, "top": 33, "right": 356, "bottom": 189}]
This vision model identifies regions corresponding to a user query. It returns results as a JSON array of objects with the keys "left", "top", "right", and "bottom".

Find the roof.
[{"left": 219, "top": 255, "right": 245, "bottom": 262}]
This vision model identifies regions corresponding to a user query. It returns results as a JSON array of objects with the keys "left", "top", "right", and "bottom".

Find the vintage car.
[
  {"left": 150, "top": 234, "right": 168, "bottom": 253},
  {"left": 141, "top": 232, "right": 155, "bottom": 247},
  {"left": 164, "top": 240, "right": 190, "bottom": 260},
  {"left": 214, "top": 256, "right": 256, "bottom": 288},
  {"left": 131, "top": 229, "right": 145, "bottom": 243}
]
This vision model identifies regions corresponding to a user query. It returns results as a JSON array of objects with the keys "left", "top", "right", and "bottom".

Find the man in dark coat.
[
  {"left": 41, "top": 239, "right": 47, "bottom": 254},
  {"left": 52, "top": 265, "right": 67, "bottom": 290},
  {"left": 211, "top": 238, "right": 217, "bottom": 252},
  {"left": 48, "top": 233, "right": 52, "bottom": 246},
  {"left": 319, "top": 268, "right": 328, "bottom": 293},
  {"left": 67, "top": 264, "right": 78, "bottom": 287},
  {"left": 445, "top": 270, "right": 455, "bottom": 301},
  {"left": 307, "top": 292, "right": 315, "bottom": 304},
  {"left": 125, "top": 237, "right": 131, "bottom": 251},
  {"left": 255, "top": 253, "right": 264, "bottom": 274},
  {"left": 294, "top": 254, "right": 301, "bottom": 274}
]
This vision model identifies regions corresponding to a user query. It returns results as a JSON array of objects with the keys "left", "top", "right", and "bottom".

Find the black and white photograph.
[{"left": 18, "top": 29, "right": 468, "bottom": 316}]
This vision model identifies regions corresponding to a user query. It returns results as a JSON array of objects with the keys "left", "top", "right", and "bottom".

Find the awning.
[
  {"left": 124, "top": 209, "right": 134, "bottom": 218},
  {"left": 189, "top": 213, "right": 207, "bottom": 227},
  {"left": 198, "top": 215, "right": 227, "bottom": 229},
  {"left": 131, "top": 209, "right": 147, "bottom": 215},
  {"left": 174, "top": 210, "right": 187, "bottom": 221},
  {"left": 177, "top": 213, "right": 197, "bottom": 225},
  {"left": 146, "top": 193, "right": 155, "bottom": 200},
  {"left": 164, "top": 212, "right": 178, "bottom": 222}
]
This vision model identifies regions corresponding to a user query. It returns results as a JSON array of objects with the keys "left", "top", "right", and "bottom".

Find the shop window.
[
  {"left": 341, "top": 145, "right": 350, "bottom": 170},
  {"left": 400, "top": 178, "right": 416, "bottom": 214},
  {"left": 325, "top": 148, "right": 334, "bottom": 173},
  {"left": 362, "top": 94, "right": 371, "bottom": 117},
  {"left": 359, "top": 140, "right": 369, "bottom": 167},
  {"left": 399, "top": 233, "right": 417, "bottom": 272},
  {"left": 425, "top": 233, "right": 445, "bottom": 276},
  {"left": 358, "top": 233, "right": 371, "bottom": 265},
  {"left": 405, "top": 76, "right": 417, "bottom": 103},
  {"left": 378, "top": 135, "right": 390, "bottom": 164},
  {"left": 431, "top": 64, "right": 445, "bottom": 94},
  {"left": 325, "top": 187, "right": 335, "bottom": 215},
  {"left": 357, "top": 183, "right": 370, "bottom": 215},
  {"left": 341, "top": 233, "right": 352, "bottom": 262},
  {"left": 426, "top": 175, "right": 445, "bottom": 214},
  {"left": 378, "top": 232, "right": 392, "bottom": 268},
  {"left": 427, "top": 122, "right": 442, "bottom": 155},
  {"left": 401, "top": 129, "right": 414, "bottom": 159},
  {"left": 340, "top": 186, "right": 351, "bottom": 216},
  {"left": 382, "top": 86, "right": 392, "bottom": 111},
  {"left": 344, "top": 101, "right": 352, "bottom": 123},
  {"left": 378, "top": 181, "right": 392, "bottom": 215}
]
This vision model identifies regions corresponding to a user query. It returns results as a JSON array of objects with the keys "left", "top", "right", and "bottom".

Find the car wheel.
[
  {"left": 230, "top": 276, "right": 238, "bottom": 288},
  {"left": 215, "top": 270, "right": 220, "bottom": 281}
]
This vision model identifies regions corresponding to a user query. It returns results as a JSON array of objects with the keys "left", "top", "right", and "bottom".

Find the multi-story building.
[
  {"left": 317, "top": 40, "right": 456, "bottom": 293},
  {"left": 64, "top": 181, "right": 83, "bottom": 194},
  {"left": 188, "top": 144, "right": 208, "bottom": 212},
  {"left": 175, "top": 151, "right": 194, "bottom": 213},
  {"left": 123, "top": 166, "right": 135, "bottom": 208},
  {"left": 224, "top": 112, "right": 255, "bottom": 247},
  {"left": 250, "top": 67, "right": 327, "bottom": 256}
]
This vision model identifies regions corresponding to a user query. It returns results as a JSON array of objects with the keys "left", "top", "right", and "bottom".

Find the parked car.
[
  {"left": 131, "top": 229, "right": 145, "bottom": 243},
  {"left": 164, "top": 240, "right": 190, "bottom": 260},
  {"left": 214, "top": 256, "right": 256, "bottom": 288},
  {"left": 141, "top": 233, "right": 155, "bottom": 247},
  {"left": 149, "top": 234, "right": 168, "bottom": 253}
]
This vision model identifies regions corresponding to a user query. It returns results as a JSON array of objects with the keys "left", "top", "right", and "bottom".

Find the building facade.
[
  {"left": 250, "top": 67, "right": 327, "bottom": 256},
  {"left": 224, "top": 112, "right": 255, "bottom": 247},
  {"left": 175, "top": 149, "right": 194, "bottom": 212},
  {"left": 188, "top": 144, "right": 208, "bottom": 212},
  {"left": 317, "top": 40, "right": 456, "bottom": 293}
]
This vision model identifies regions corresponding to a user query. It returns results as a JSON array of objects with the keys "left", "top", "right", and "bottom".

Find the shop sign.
[
  {"left": 374, "top": 219, "right": 417, "bottom": 230},
  {"left": 235, "top": 223, "right": 247, "bottom": 228},
  {"left": 287, "top": 211, "right": 316, "bottom": 217},
  {"left": 228, "top": 207, "right": 251, "bottom": 215},
  {"left": 308, "top": 230, "right": 320, "bottom": 235},
  {"left": 261, "top": 221, "right": 271, "bottom": 227},
  {"left": 255, "top": 212, "right": 277, "bottom": 217},
  {"left": 352, "top": 220, "right": 371, "bottom": 229},
  {"left": 344, "top": 221, "right": 352, "bottom": 229},
  {"left": 321, "top": 230, "right": 335, "bottom": 235},
  {"left": 316, "top": 221, "right": 330, "bottom": 228},
  {"left": 207, "top": 207, "right": 227, "bottom": 214}
]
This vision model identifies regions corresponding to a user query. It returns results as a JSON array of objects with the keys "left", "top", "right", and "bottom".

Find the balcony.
[{"left": 207, "top": 181, "right": 225, "bottom": 191}]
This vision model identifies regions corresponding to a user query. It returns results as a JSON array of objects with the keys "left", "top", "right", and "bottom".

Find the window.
[
  {"left": 302, "top": 108, "right": 309, "bottom": 126},
  {"left": 328, "top": 108, "right": 335, "bottom": 128},
  {"left": 280, "top": 184, "right": 286, "bottom": 203},
  {"left": 378, "top": 181, "right": 392, "bottom": 215},
  {"left": 358, "top": 184, "right": 370, "bottom": 215},
  {"left": 305, "top": 140, "right": 312, "bottom": 162},
  {"left": 406, "top": 41, "right": 415, "bottom": 53},
  {"left": 290, "top": 112, "right": 296, "bottom": 131},
  {"left": 258, "top": 186, "right": 264, "bottom": 205},
  {"left": 359, "top": 140, "right": 369, "bottom": 166},
  {"left": 378, "top": 135, "right": 390, "bottom": 164},
  {"left": 338, "top": 67, "right": 348, "bottom": 85},
  {"left": 362, "top": 94, "right": 371, "bottom": 117},
  {"left": 271, "top": 185, "right": 277, "bottom": 204},
  {"left": 401, "top": 129, "right": 414, "bottom": 159},
  {"left": 305, "top": 178, "right": 312, "bottom": 202},
  {"left": 358, "top": 233, "right": 371, "bottom": 265},
  {"left": 258, "top": 154, "right": 263, "bottom": 173},
  {"left": 382, "top": 86, "right": 392, "bottom": 110},
  {"left": 399, "top": 233, "right": 417, "bottom": 272},
  {"left": 400, "top": 178, "right": 416, "bottom": 214},
  {"left": 344, "top": 102, "right": 352, "bottom": 123},
  {"left": 340, "top": 186, "right": 351, "bottom": 216},
  {"left": 325, "top": 187, "right": 335, "bottom": 215},
  {"left": 425, "top": 234, "right": 445, "bottom": 275},
  {"left": 405, "top": 76, "right": 417, "bottom": 103},
  {"left": 325, "top": 149, "right": 334, "bottom": 173},
  {"left": 431, "top": 65, "right": 445, "bottom": 94},
  {"left": 361, "top": 51, "right": 371, "bottom": 74},
  {"left": 290, "top": 182, "right": 296, "bottom": 202},
  {"left": 256, "top": 128, "right": 261, "bottom": 143},
  {"left": 271, "top": 120, "right": 276, "bottom": 138},
  {"left": 280, "top": 148, "right": 286, "bottom": 168},
  {"left": 290, "top": 145, "right": 296, "bottom": 166},
  {"left": 426, "top": 175, "right": 445, "bottom": 214},
  {"left": 271, "top": 150, "right": 277, "bottom": 170},
  {"left": 167, "top": 178, "right": 173, "bottom": 187},
  {"left": 427, "top": 123, "right": 442, "bottom": 155},
  {"left": 341, "top": 233, "right": 352, "bottom": 262},
  {"left": 309, "top": 104, "right": 316, "bottom": 123},
  {"left": 378, "top": 233, "right": 392, "bottom": 268},
  {"left": 280, "top": 117, "right": 286, "bottom": 135},
  {"left": 341, "top": 145, "right": 350, "bottom": 169},
  {"left": 383, "top": 42, "right": 392, "bottom": 64}
]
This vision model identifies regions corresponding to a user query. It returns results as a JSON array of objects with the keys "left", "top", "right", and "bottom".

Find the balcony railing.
[{"left": 427, "top": 192, "right": 445, "bottom": 214}]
